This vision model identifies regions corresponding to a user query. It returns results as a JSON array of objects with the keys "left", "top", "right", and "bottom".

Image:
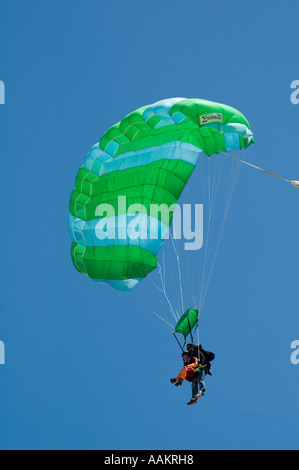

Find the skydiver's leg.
[
  {"left": 198, "top": 369, "right": 206, "bottom": 392},
  {"left": 170, "top": 368, "right": 187, "bottom": 386},
  {"left": 176, "top": 368, "right": 187, "bottom": 381},
  {"left": 193, "top": 370, "right": 206, "bottom": 398},
  {"left": 191, "top": 379, "right": 199, "bottom": 398}
]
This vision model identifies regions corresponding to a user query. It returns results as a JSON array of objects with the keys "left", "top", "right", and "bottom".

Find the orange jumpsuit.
[{"left": 176, "top": 357, "right": 199, "bottom": 382}]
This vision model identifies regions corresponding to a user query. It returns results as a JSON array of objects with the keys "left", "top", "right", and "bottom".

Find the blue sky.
[{"left": 0, "top": 0, "right": 299, "bottom": 450}]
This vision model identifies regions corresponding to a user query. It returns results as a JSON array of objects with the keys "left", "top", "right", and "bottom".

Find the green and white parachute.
[{"left": 68, "top": 98, "right": 254, "bottom": 294}]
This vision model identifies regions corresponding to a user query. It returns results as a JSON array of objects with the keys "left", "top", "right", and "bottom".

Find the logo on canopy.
[{"left": 200, "top": 113, "right": 223, "bottom": 125}]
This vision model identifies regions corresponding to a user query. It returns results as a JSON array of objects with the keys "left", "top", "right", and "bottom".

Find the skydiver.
[
  {"left": 186, "top": 343, "right": 215, "bottom": 405},
  {"left": 186, "top": 343, "right": 215, "bottom": 376},
  {"left": 170, "top": 352, "right": 206, "bottom": 406}
]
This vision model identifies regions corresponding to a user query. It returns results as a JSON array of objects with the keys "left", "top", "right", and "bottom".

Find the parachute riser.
[
  {"left": 173, "top": 332, "right": 185, "bottom": 353},
  {"left": 187, "top": 318, "right": 194, "bottom": 344}
]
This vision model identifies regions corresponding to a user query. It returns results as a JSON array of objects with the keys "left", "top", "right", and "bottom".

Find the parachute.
[
  {"left": 174, "top": 308, "right": 199, "bottom": 339},
  {"left": 173, "top": 308, "right": 199, "bottom": 350},
  {"left": 68, "top": 98, "right": 254, "bottom": 294}
]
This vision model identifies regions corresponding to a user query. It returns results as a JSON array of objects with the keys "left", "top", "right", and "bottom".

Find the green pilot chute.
[{"left": 174, "top": 308, "right": 199, "bottom": 339}]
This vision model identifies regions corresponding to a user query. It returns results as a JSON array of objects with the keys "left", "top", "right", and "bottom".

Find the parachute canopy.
[
  {"left": 69, "top": 98, "right": 253, "bottom": 291},
  {"left": 174, "top": 308, "right": 199, "bottom": 339}
]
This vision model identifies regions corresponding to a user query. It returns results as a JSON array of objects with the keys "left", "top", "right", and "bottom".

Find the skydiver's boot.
[
  {"left": 170, "top": 378, "right": 183, "bottom": 386},
  {"left": 187, "top": 398, "right": 197, "bottom": 406},
  {"left": 194, "top": 390, "right": 204, "bottom": 399}
]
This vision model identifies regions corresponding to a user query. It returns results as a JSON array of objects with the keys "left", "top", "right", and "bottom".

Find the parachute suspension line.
[
  {"left": 187, "top": 317, "right": 194, "bottom": 343},
  {"left": 198, "top": 154, "right": 226, "bottom": 310},
  {"left": 203, "top": 151, "right": 245, "bottom": 310},
  {"left": 170, "top": 230, "right": 185, "bottom": 318},
  {"left": 209, "top": 153, "right": 225, "bottom": 215},
  {"left": 152, "top": 311, "right": 175, "bottom": 331},
  {"left": 190, "top": 154, "right": 204, "bottom": 300},
  {"left": 198, "top": 158, "right": 213, "bottom": 310},
  {"left": 223, "top": 151, "right": 299, "bottom": 187},
  {"left": 198, "top": 203, "right": 211, "bottom": 308},
  {"left": 199, "top": 150, "right": 244, "bottom": 311},
  {"left": 196, "top": 319, "right": 200, "bottom": 357},
  {"left": 189, "top": 154, "right": 210, "bottom": 304},
  {"left": 154, "top": 253, "right": 178, "bottom": 323},
  {"left": 119, "top": 287, "right": 174, "bottom": 335},
  {"left": 200, "top": 152, "right": 241, "bottom": 309}
]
